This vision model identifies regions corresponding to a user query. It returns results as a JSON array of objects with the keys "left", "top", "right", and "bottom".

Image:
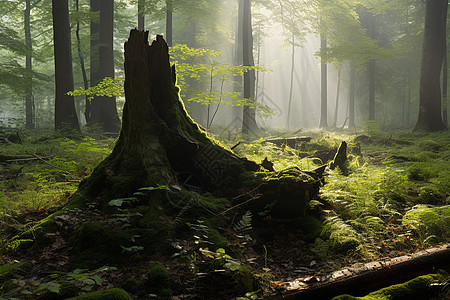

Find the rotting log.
[{"left": 271, "top": 243, "right": 450, "bottom": 299}]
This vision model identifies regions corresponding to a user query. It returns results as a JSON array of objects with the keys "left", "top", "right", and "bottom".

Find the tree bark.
[
  {"left": 77, "top": 31, "right": 259, "bottom": 201},
  {"left": 89, "top": 0, "right": 120, "bottom": 134},
  {"left": 414, "top": 0, "right": 447, "bottom": 131},
  {"left": 242, "top": 0, "right": 258, "bottom": 135},
  {"left": 24, "top": 0, "right": 34, "bottom": 130},
  {"left": 52, "top": 0, "right": 80, "bottom": 132}
]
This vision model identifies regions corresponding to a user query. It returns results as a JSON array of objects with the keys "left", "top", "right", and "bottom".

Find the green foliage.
[
  {"left": 402, "top": 205, "right": 450, "bottom": 245},
  {"left": 68, "top": 77, "right": 124, "bottom": 101}
]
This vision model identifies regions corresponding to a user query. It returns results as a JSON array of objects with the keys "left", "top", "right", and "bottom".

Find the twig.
[
  {"left": 6, "top": 156, "right": 51, "bottom": 163},
  {"left": 32, "top": 154, "right": 79, "bottom": 180},
  {"left": 219, "top": 194, "right": 262, "bottom": 216}
]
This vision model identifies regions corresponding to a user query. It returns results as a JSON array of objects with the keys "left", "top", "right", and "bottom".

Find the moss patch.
[
  {"left": 69, "top": 221, "right": 131, "bottom": 268},
  {"left": 66, "top": 288, "right": 131, "bottom": 300},
  {"left": 332, "top": 274, "right": 444, "bottom": 300}
]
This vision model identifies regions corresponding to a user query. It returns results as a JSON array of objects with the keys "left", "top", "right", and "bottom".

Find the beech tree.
[
  {"left": 414, "top": 0, "right": 448, "bottom": 131},
  {"left": 52, "top": 0, "right": 80, "bottom": 132}
]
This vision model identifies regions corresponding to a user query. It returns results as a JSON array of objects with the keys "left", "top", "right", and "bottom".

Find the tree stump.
[{"left": 77, "top": 30, "right": 259, "bottom": 202}]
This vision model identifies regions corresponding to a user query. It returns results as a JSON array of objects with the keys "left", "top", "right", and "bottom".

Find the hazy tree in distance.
[
  {"left": 138, "top": 0, "right": 145, "bottom": 30},
  {"left": 242, "top": 0, "right": 258, "bottom": 135},
  {"left": 52, "top": 0, "right": 80, "bottom": 132},
  {"left": 414, "top": 0, "right": 448, "bottom": 131},
  {"left": 166, "top": 0, "right": 173, "bottom": 46},
  {"left": 89, "top": 0, "right": 120, "bottom": 134},
  {"left": 24, "top": 0, "right": 34, "bottom": 129},
  {"left": 319, "top": 32, "right": 328, "bottom": 128}
]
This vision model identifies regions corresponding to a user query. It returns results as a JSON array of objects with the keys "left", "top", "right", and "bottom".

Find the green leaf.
[{"left": 108, "top": 197, "right": 138, "bottom": 206}]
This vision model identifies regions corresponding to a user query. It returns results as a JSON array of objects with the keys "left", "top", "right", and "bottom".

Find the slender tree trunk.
[
  {"left": 348, "top": 61, "right": 355, "bottom": 128},
  {"left": 166, "top": 0, "right": 173, "bottom": 47},
  {"left": 286, "top": 31, "right": 295, "bottom": 129},
  {"left": 138, "top": 0, "right": 145, "bottom": 30},
  {"left": 368, "top": 60, "right": 375, "bottom": 121},
  {"left": 24, "top": 0, "right": 34, "bottom": 129},
  {"left": 75, "top": 0, "right": 90, "bottom": 124},
  {"left": 232, "top": 0, "right": 244, "bottom": 125},
  {"left": 242, "top": 0, "right": 258, "bottom": 135},
  {"left": 52, "top": 0, "right": 80, "bottom": 133},
  {"left": 406, "top": 73, "right": 411, "bottom": 127},
  {"left": 89, "top": 0, "right": 120, "bottom": 134},
  {"left": 333, "top": 67, "right": 341, "bottom": 128},
  {"left": 443, "top": 45, "right": 448, "bottom": 128},
  {"left": 319, "top": 34, "right": 328, "bottom": 128},
  {"left": 414, "top": 0, "right": 447, "bottom": 131}
]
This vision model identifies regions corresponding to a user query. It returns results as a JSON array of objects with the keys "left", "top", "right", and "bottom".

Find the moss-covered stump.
[{"left": 73, "top": 30, "right": 259, "bottom": 206}]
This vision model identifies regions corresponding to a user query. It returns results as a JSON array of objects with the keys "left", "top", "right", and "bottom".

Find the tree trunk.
[
  {"left": 319, "top": 34, "right": 328, "bottom": 128},
  {"left": 89, "top": 0, "right": 120, "bottom": 134},
  {"left": 414, "top": 0, "right": 447, "bottom": 132},
  {"left": 286, "top": 30, "right": 295, "bottom": 129},
  {"left": 332, "top": 67, "right": 341, "bottom": 128},
  {"left": 443, "top": 44, "right": 448, "bottom": 128},
  {"left": 242, "top": 0, "right": 258, "bottom": 135},
  {"left": 77, "top": 31, "right": 259, "bottom": 201},
  {"left": 52, "top": 0, "right": 80, "bottom": 133},
  {"left": 24, "top": 0, "right": 34, "bottom": 130},
  {"left": 348, "top": 62, "right": 355, "bottom": 128},
  {"left": 138, "top": 0, "right": 145, "bottom": 31},
  {"left": 368, "top": 59, "right": 375, "bottom": 121},
  {"left": 166, "top": 0, "right": 173, "bottom": 47},
  {"left": 75, "top": 0, "right": 90, "bottom": 125}
]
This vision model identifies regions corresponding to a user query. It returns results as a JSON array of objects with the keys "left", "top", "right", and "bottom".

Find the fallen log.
[
  {"left": 271, "top": 244, "right": 450, "bottom": 299},
  {"left": 263, "top": 137, "right": 312, "bottom": 149}
]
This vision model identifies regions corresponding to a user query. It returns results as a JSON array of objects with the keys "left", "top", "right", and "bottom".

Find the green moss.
[
  {"left": 333, "top": 295, "right": 358, "bottom": 300},
  {"left": 418, "top": 140, "right": 442, "bottom": 152},
  {"left": 208, "top": 228, "right": 228, "bottom": 251},
  {"left": 0, "top": 262, "right": 31, "bottom": 277},
  {"left": 69, "top": 221, "right": 131, "bottom": 267},
  {"left": 59, "top": 281, "right": 79, "bottom": 298},
  {"left": 121, "top": 278, "right": 140, "bottom": 293},
  {"left": 65, "top": 288, "right": 131, "bottom": 300},
  {"left": 1, "top": 209, "right": 67, "bottom": 254},
  {"left": 145, "top": 262, "right": 170, "bottom": 293},
  {"left": 332, "top": 274, "right": 444, "bottom": 300}
]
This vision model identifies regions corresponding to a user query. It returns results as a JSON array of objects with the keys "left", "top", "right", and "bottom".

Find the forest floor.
[{"left": 0, "top": 127, "right": 449, "bottom": 299}]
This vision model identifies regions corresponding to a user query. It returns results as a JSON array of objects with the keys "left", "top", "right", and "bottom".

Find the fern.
[{"left": 233, "top": 210, "right": 253, "bottom": 241}]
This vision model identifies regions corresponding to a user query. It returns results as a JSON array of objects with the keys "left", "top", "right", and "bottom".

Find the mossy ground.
[{"left": 0, "top": 129, "right": 449, "bottom": 299}]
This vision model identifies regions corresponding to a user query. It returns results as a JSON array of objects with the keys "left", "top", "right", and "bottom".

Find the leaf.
[
  {"left": 92, "top": 275, "right": 103, "bottom": 286},
  {"left": 108, "top": 197, "right": 138, "bottom": 206}
]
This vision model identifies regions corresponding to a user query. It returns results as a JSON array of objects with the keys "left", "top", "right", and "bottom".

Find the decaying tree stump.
[{"left": 77, "top": 30, "right": 261, "bottom": 203}]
